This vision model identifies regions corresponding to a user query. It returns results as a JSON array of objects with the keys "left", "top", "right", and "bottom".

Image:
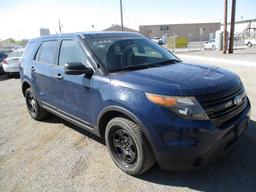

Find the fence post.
[{"left": 188, "top": 33, "right": 190, "bottom": 51}]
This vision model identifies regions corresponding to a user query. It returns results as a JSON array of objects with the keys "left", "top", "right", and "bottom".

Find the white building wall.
[{"left": 220, "top": 20, "right": 256, "bottom": 34}]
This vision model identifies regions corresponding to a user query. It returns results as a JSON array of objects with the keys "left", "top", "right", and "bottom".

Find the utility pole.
[
  {"left": 229, "top": 0, "right": 236, "bottom": 54},
  {"left": 223, "top": 0, "right": 228, "bottom": 54},
  {"left": 58, "top": 19, "right": 62, "bottom": 33},
  {"left": 120, "top": 0, "right": 124, "bottom": 31}
]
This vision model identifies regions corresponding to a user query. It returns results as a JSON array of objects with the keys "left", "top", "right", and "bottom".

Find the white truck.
[{"left": 245, "top": 38, "right": 256, "bottom": 47}]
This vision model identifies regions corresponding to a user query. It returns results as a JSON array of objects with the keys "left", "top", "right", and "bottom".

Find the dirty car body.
[{"left": 20, "top": 32, "right": 251, "bottom": 174}]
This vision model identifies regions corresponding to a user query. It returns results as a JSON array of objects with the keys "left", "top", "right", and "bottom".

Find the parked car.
[
  {"left": 244, "top": 38, "right": 256, "bottom": 47},
  {"left": 152, "top": 37, "right": 163, "bottom": 45},
  {"left": 204, "top": 39, "right": 216, "bottom": 50},
  {"left": 2, "top": 49, "right": 24, "bottom": 76},
  {"left": 20, "top": 32, "right": 250, "bottom": 175},
  {"left": 0, "top": 52, "right": 8, "bottom": 74}
]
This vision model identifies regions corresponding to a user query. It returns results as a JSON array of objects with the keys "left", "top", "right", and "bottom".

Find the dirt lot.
[{"left": 0, "top": 61, "right": 256, "bottom": 192}]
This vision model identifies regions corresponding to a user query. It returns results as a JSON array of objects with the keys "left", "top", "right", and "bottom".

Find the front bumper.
[{"left": 154, "top": 101, "right": 251, "bottom": 171}]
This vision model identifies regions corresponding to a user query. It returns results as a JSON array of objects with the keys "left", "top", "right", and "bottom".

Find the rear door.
[
  {"left": 31, "top": 40, "right": 58, "bottom": 106},
  {"left": 52, "top": 38, "right": 95, "bottom": 126}
]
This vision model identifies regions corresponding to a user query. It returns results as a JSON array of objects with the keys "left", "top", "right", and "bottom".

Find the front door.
[{"left": 52, "top": 39, "right": 94, "bottom": 126}]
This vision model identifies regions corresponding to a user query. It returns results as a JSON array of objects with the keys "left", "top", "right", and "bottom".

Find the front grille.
[{"left": 197, "top": 83, "right": 248, "bottom": 127}]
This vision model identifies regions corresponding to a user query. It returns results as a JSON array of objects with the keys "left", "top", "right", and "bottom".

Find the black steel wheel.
[
  {"left": 105, "top": 117, "right": 155, "bottom": 175},
  {"left": 26, "top": 90, "right": 37, "bottom": 117},
  {"left": 110, "top": 127, "right": 137, "bottom": 167},
  {"left": 25, "top": 88, "right": 48, "bottom": 120}
]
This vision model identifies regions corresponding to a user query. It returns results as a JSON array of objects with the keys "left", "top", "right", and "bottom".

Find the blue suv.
[{"left": 20, "top": 32, "right": 251, "bottom": 175}]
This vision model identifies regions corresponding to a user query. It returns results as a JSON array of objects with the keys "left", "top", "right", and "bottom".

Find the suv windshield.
[{"left": 86, "top": 37, "right": 180, "bottom": 72}]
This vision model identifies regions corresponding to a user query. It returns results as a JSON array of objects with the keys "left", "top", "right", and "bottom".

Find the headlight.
[{"left": 145, "top": 93, "right": 209, "bottom": 120}]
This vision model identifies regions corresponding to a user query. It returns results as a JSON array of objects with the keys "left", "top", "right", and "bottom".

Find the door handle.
[
  {"left": 55, "top": 73, "right": 63, "bottom": 80},
  {"left": 31, "top": 66, "right": 35, "bottom": 72}
]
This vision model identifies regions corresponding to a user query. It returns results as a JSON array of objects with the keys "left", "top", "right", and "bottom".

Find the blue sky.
[{"left": 0, "top": 0, "right": 255, "bottom": 39}]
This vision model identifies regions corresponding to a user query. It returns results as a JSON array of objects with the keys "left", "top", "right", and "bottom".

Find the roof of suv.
[
  {"left": 29, "top": 31, "right": 144, "bottom": 42},
  {"left": 82, "top": 31, "right": 143, "bottom": 38}
]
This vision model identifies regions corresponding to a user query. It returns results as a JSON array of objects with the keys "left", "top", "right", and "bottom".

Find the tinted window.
[
  {"left": 87, "top": 38, "right": 178, "bottom": 72},
  {"left": 59, "top": 40, "right": 86, "bottom": 66},
  {"left": 38, "top": 41, "right": 57, "bottom": 64}
]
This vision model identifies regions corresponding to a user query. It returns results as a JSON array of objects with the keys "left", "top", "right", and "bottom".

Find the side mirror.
[{"left": 64, "top": 62, "right": 94, "bottom": 76}]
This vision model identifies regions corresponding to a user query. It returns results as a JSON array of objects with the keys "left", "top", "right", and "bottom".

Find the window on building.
[{"left": 160, "top": 25, "right": 169, "bottom": 31}]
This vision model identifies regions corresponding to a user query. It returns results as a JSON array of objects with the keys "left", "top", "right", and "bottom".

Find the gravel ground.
[{"left": 0, "top": 60, "right": 256, "bottom": 192}]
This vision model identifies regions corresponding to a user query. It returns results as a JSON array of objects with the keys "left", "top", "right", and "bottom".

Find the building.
[
  {"left": 103, "top": 24, "right": 138, "bottom": 32},
  {"left": 39, "top": 28, "right": 50, "bottom": 36},
  {"left": 139, "top": 22, "right": 220, "bottom": 41},
  {"left": 220, "top": 18, "right": 256, "bottom": 37}
]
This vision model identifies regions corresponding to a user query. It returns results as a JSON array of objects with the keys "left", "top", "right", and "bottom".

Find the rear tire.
[
  {"left": 105, "top": 117, "right": 155, "bottom": 175},
  {"left": 25, "top": 88, "right": 48, "bottom": 120}
]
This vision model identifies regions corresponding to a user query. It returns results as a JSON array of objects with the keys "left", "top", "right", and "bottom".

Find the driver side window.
[{"left": 59, "top": 40, "right": 87, "bottom": 66}]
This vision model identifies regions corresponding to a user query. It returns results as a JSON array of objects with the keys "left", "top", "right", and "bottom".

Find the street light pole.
[
  {"left": 120, "top": 0, "right": 124, "bottom": 31},
  {"left": 223, "top": 0, "right": 228, "bottom": 54},
  {"left": 229, "top": 0, "right": 236, "bottom": 54}
]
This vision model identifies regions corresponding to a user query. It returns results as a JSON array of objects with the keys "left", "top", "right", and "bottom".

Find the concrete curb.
[{"left": 177, "top": 54, "right": 256, "bottom": 67}]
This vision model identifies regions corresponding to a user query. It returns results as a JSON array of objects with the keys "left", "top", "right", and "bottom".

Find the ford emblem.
[{"left": 234, "top": 95, "right": 242, "bottom": 105}]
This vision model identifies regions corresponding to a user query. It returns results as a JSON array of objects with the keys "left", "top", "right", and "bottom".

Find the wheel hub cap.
[
  {"left": 31, "top": 99, "right": 36, "bottom": 109},
  {"left": 111, "top": 128, "right": 137, "bottom": 165}
]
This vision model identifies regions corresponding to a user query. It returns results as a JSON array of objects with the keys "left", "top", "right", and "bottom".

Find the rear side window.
[
  {"left": 36, "top": 41, "right": 57, "bottom": 64},
  {"left": 58, "top": 40, "right": 86, "bottom": 66}
]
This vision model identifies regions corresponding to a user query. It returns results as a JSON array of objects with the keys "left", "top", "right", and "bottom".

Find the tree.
[{"left": 4, "top": 38, "right": 16, "bottom": 44}]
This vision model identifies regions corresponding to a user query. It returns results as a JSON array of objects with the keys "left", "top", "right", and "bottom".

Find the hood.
[{"left": 110, "top": 62, "right": 240, "bottom": 96}]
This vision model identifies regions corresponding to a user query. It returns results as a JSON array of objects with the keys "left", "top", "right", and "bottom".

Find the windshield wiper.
[
  {"left": 110, "top": 64, "right": 152, "bottom": 72},
  {"left": 152, "top": 59, "right": 181, "bottom": 66},
  {"left": 109, "top": 59, "right": 181, "bottom": 73}
]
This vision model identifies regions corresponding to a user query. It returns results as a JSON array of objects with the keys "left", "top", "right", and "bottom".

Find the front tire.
[
  {"left": 105, "top": 117, "right": 155, "bottom": 175},
  {"left": 25, "top": 88, "right": 48, "bottom": 120}
]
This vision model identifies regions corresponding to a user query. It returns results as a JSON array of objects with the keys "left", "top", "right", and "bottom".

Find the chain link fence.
[
  {"left": 165, "top": 31, "right": 255, "bottom": 52},
  {"left": 187, "top": 34, "right": 209, "bottom": 51}
]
